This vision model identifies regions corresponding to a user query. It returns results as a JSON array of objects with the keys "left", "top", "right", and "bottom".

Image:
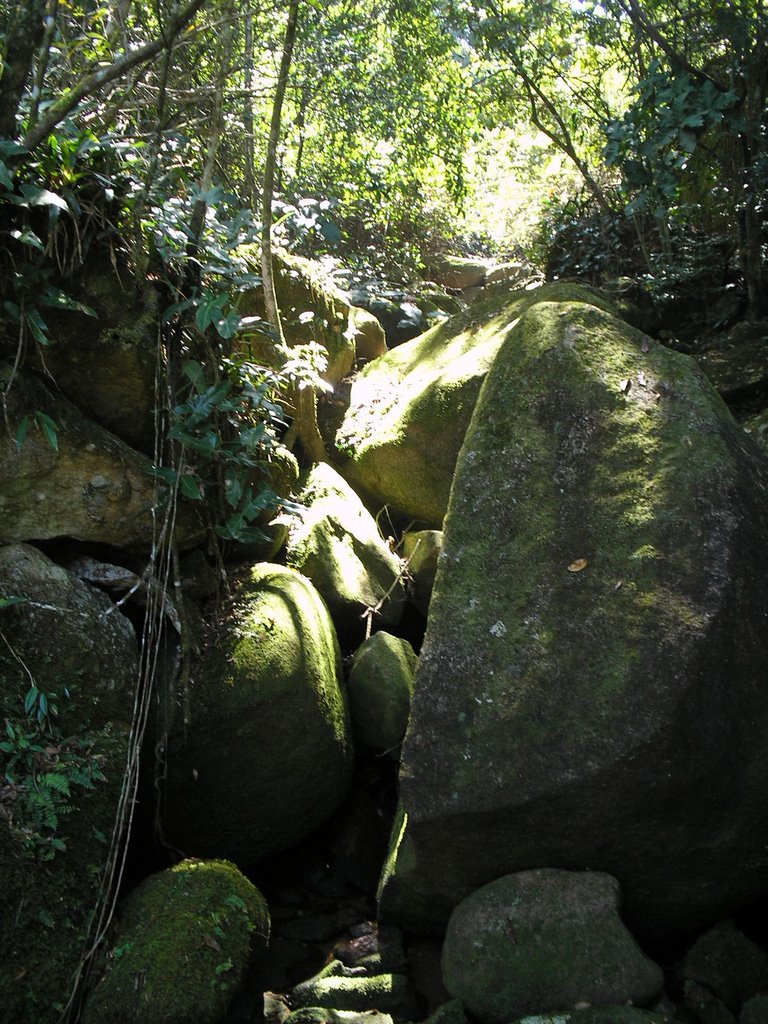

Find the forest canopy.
[{"left": 0, "top": 0, "right": 765, "bottom": 300}]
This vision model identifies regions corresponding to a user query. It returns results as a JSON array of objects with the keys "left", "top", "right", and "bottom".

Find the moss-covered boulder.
[
  {"left": 381, "top": 291, "right": 768, "bottom": 938},
  {"left": 160, "top": 563, "right": 353, "bottom": 864},
  {"left": 285, "top": 462, "right": 406, "bottom": 641},
  {"left": 23, "top": 260, "right": 160, "bottom": 453},
  {"left": 288, "top": 960, "right": 419, "bottom": 1018},
  {"left": 347, "top": 632, "right": 418, "bottom": 752},
  {"left": 0, "top": 367, "right": 201, "bottom": 550},
  {"left": 0, "top": 543, "right": 138, "bottom": 1023},
  {"left": 333, "top": 283, "right": 617, "bottom": 526},
  {"left": 441, "top": 870, "right": 662, "bottom": 1022},
  {"left": 427, "top": 255, "right": 490, "bottom": 291},
  {"left": 237, "top": 247, "right": 359, "bottom": 386},
  {"left": 82, "top": 859, "right": 270, "bottom": 1024}
]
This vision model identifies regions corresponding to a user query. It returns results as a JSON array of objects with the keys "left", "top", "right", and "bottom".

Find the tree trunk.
[
  {"left": 243, "top": 10, "right": 257, "bottom": 210},
  {"left": 261, "top": 0, "right": 327, "bottom": 464},
  {"left": 0, "top": 0, "right": 48, "bottom": 138}
]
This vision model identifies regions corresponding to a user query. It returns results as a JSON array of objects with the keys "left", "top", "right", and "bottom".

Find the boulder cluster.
[{"left": 1, "top": 251, "right": 768, "bottom": 1024}]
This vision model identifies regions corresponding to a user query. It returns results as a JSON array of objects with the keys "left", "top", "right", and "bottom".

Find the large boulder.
[
  {"left": 238, "top": 247, "right": 382, "bottom": 385},
  {"left": 0, "top": 543, "right": 139, "bottom": 1023},
  {"left": 427, "top": 255, "right": 490, "bottom": 291},
  {"left": 82, "top": 859, "right": 270, "bottom": 1024},
  {"left": 379, "top": 291, "right": 768, "bottom": 938},
  {"left": 24, "top": 261, "right": 160, "bottom": 453},
  {"left": 0, "top": 367, "right": 201, "bottom": 550},
  {"left": 441, "top": 870, "right": 662, "bottom": 1022},
  {"left": 285, "top": 462, "right": 406, "bottom": 642},
  {"left": 159, "top": 563, "right": 353, "bottom": 864},
  {"left": 333, "top": 283, "right": 617, "bottom": 527}
]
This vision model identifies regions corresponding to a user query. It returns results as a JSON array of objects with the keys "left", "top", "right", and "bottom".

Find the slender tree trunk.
[
  {"left": 0, "top": 0, "right": 48, "bottom": 138},
  {"left": 27, "top": 0, "right": 59, "bottom": 135},
  {"left": 243, "top": 10, "right": 257, "bottom": 210},
  {"left": 261, "top": 0, "right": 327, "bottom": 464}
]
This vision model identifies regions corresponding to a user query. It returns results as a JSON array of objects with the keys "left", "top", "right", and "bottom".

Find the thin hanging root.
[{"left": 360, "top": 538, "right": 420, "bottom": 640}]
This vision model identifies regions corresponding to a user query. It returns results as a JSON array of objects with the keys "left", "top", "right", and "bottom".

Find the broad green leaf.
[
  {"left": 179, "top": 474, "right": 204, "bottom": 500},
  {"left": 26, "top": 307, "right": 50, "bottom": 345}
]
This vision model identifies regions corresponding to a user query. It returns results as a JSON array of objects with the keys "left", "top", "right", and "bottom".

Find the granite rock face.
[{"left": 380, "top": 292, "right": 768, "bottom": 938}]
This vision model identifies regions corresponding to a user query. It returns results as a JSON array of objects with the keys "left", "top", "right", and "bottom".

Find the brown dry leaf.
[{"left": 568, "top": 558, "right": 588, "bottom": 572}]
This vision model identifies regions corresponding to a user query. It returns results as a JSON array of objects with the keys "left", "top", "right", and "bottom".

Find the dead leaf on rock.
[{"left": 568, "top": 558, "right": 588, "bottom": 572}]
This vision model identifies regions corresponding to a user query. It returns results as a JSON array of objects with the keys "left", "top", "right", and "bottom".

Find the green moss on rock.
[
  {"left": 334, "top": 282, "right": 618, "bottom": 526},
  {"left": 286, "top": 462, "right": 406, "bottom": 640},
  {"left": 347, "top": 632, "right": 417, "bottom": 751},
  {"left": 441, "top": 870, "right": 662, "bottom": 1022},
  {"left": 82, "top": 859, "right": 270, "bottom": 1024},
  {"left": 383, "top": 291, "right": 768, "bottom": 937},
  {"left": 161, "top": 563, "right": 353, "bottom": 864}
]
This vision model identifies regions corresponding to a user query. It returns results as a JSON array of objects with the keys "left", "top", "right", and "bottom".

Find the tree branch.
[{"left": 21, "top": 0, "right": 208, "bottom": 152}]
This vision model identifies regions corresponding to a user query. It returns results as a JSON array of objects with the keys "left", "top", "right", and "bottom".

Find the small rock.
[
  {"left": 441, "top": 869, "right": 663, "bottom": 1023},
  {"left": 684, "top": 979, "right": 737, "bottom": 1024},
  {"left": 682, "top": 920, "right": 768, "bottom": 1012}
]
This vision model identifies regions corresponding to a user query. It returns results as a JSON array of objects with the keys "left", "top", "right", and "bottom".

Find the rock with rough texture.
[
  {"left": 285, "top": 1010, "right": 394, "bottom": 1024},
  {"left": 485, "top": 261, "right": 529, "bottom": 287},
  {"left": 422, "top": 1001, "right": 469, "bottom": 1024},
  {"left": 380, "top": 291, "right": 768, "bottom": 938},
  {"left": 428, "top": 255, "right": 490, "bottom": 291},
  {"left": 286, "top": 462, "right": 406, "bottom": 641},
  {"left": 682, "top": 920, "right": 768, "bottom": 1013},
  {"left": 238, "top": 247, "right": 357, "bottom": 386},
  {"left": 23, "top": 260, "right": 160, "bottom": 452},
  {"left": 350, "top": 305, "right": 388, "bottom": 362},
  {"left": 334, "top": 282, "right": 616, "bottom": 526},
  {"left": 442, "top": 870, "right": 662, "bottom": 1023},
  {"left": 347, "top": 632, "right": 418, "bottom": 751},
  {"left": 0, "top": 367, "right": 201, "bottom": 550},
  {"left": 402, "top": 529, "right": 442, "bottom": 615},
  {"left": 289, "top": 960, "right": 418, "bottom": 1019},
  {"left": 160, "top": 563, "right": 353, "bottom": 864},
  {"left": 696, "top": 322, "right": 768, "bottom": 401},
  {"left": 82, "top": 859, "right": 270, "bottom": 1024},
  {"left": 511, "top": 1010, "right": 674, "bottom": 1024},
  {"left": 741, "top": 993, "right": 768, "bottom": 1023},
  {"left": 684, "top": 980, "right": 737, "bottom": 1024},
  {"left": 0, "top": 543, "right": 138, "bottom": 1024}
]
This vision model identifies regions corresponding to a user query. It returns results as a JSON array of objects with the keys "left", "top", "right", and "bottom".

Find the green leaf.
[
  {"left": 0, "top": 160, "right": 14, "bottom": 191},
  {"left": 19, "top": 184, "right": 70, "bottom": 212},
  {"left": 182, "top": 359, "right": 207, "bottom": 395},
  {"left": 9, "top": 229, "right": 44, "bottom": 252},
  {"left": 38, "top": 909, "right": 56, "bottom": 929},
  {"left": 149, "top": 465, "right": 180, "bottom": 486},
  {"left": 24, "top": 686, "right": 40, "bottom": 715},
  {"left": 14, "top": 415, "right": 30, "bottom": 452},
  {"left": 35, "top": 412, "right": 59, "bottom": 452},
  {"left": 26, "top": 307, "right": 50, "bottom": 346},
  {"left": 179, "top": 474, "right": 204, "bottom": 500},
  {"left": 39, "top": 287, "right": 96, "bottom": 316},
  {"left": 0, "top": 595, "right": 27, "bottom": 610}
]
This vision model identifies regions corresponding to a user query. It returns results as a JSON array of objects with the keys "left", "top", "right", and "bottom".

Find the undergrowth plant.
[
  {"left": 0, "top": 599, "right": 108, "bottom": 861},
  {"left": 145, "top": 185, "right": 327, "bottom": 543}
]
